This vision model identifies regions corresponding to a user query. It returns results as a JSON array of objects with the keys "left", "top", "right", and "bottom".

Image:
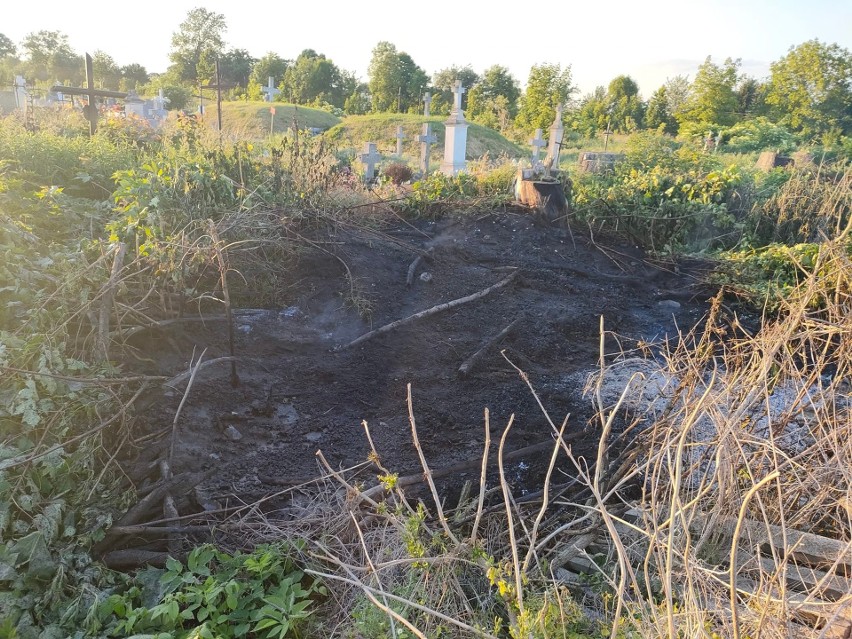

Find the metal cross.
[{"left": 51, "top": 53, "right": 126, "bottom": 136}]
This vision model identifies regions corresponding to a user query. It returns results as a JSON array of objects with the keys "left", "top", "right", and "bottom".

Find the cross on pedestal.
[
  {"left": 546, "top": 103, "right": 565, "bottom": 170},
  {"left": 416, "top": 123, "right": 437, "bottom": 175},
  {"left": 530, "top": 128, "right": 547, "bottom": 165},
  {"left": 395, "top": 125, "right": 405, "bottom": 156},
  {"left": 450, "top": 80, "right": 466, "bottom": 115},
  {"left": 51, "top": 53, "right": 126, "bottom": 136},
  {"left": 359, "top": 142, "right": 382, "bottom": 182},
  {"left": 262, "top": 76, "right": 280, "bottom": 102},
  {"left": 423, "top": 91, "right": 432, "bottom": 117}
]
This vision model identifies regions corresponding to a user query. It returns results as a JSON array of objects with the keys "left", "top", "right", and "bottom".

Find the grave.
[
  {"left": 359, "top": 142, "right": 381, "bottom": 182},
  {"left": 578, "top": 151, "right": 622, "bottom": 173},
  {"left": 530, "top": 128, "right": 546, "bottom": 167},
  {"left": 440, "top": 81, "right": 468, "bottom": 176},
  {"left": 423, "top": 92, "right": 432, "bottom": 117},
  {"left": 416, "top": 123, "right": 437, "bottom": 175},
  {"left": 546, "top": 104, "right": 565, "bottom": 169},
  {"left": 262, "top": 77, "right": 281, "bottom": 102},
  {"left": 395, "top": 125, "right": 405, "bottom": 156},
  {"left": 51, "top": 53, "right": 127, "bottom": 135},
  {"left": 755, "top": 151, "right": 814, "bottom": 172}
]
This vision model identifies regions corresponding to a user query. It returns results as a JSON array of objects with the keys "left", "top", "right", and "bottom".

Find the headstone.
[
  {"left": 395, "top": 125, "right": 405, "bottom": 156},
  {"left": 545, "top": 103, "right": 565, "bottom": 169},
  {"left": 530, "top": 128, "right": 546, "bottom": 166},
  {"left": 423, "top": 91, "right": 432, "bottom": 117},
  {"left": 579, "top": 151, "right": 622, "bottom": 173},
  {"left": 416, "top": 123, "right": 437, "bottom": 174},
  {"left": 440, "top": 80, "right": 468, "bottom": 176},
  {"left": 13, "top": 76, "right": 27, "bottom": 110},
  {"left": 756, "top": 151, "right": 793, "bottom": 172},
  {"left": 262, "top": 76, "right": 280, "bottom": 102},
  {"left": 358, "top": 142, "right": 381, "bottom": 182}
]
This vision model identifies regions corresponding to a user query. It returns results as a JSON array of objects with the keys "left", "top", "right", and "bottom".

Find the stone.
[
  {"left": 440, "top": 80, "right": 468, "bottom": 176},
  {"left": 358, "top": 142, "right": 382, "bottom": 182},
  {"left": 419, "top": 272, "right": 433, "bottom": 282},
  {"left": 656, "top": 299, "right": 681, "bottom": 311},
  {"left": 546, "top": 104, "right": 565, "bottom": 171},
  {"left": 578, "top": 151, "right": 622, "bottom": 173},
  {"left": 530, "top": 128, "right": 546, "bottom": 166},
  {"left": 416, "top": 123, "right": 437, "bottom": 175},
  {"left": 395, "top": 125, "right": 405, "bottom": 156},
  {"left": 224, "top": 425, "right": 243, "bottom": 441},
  {"left": 262, "top": 76, "right": 280, "bottom": 102},
  {"left": 13, "top": 76, "right": 27, "bottom": 110},
  {"left": 756, "top": 151, "right": 793, "bottom": 172},
  {"left": 305, "top": 432, "right": 323, "bottom": 443},
  {"left": 423, "top": 91, "right": 432, "bottom": 117}
]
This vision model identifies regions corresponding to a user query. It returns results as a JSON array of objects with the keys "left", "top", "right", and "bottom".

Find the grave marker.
[
  {"left": 51, "top": 53, "right": 126, "bottom": 135},
  {"left": 440, "top": 80, "right": 468, "bottom": 176},
  {"left": 262, "top": 76, "right": 280, "bottom": 102},
  {"left": 395, "top": 125, "right": 405, "bottom": 156},
  {"left": 416, "top": 123, "right": 437, "bottom": 174},
  {"left": 423, "top": 91, "right": 432, "bottom": 117},
  {"left": 546, "top": 103, "right": 565, "bottom": 169},
  {"left": 359, "top": 142, "right": 381, "bottom": 182},
  {"left": 530, "top": 128, "right": 546, "bottom": 165}
]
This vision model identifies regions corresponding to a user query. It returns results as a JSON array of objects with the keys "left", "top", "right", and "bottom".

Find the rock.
[
  {"left": 656, "top": 299, "right": 681, "bottom": 311},
  {"left": 305, "top": 432, "right": 323, "bottom": 443},
  {"left": 237, "top": 324, "right": 252, "bottom": 334},
  {"left": 224, "top": 425, "right": 243, "bottom": 441},
  {"left": 419, "top": 272, "right": 433, "bottom": 283},
  {"left": 275, "top": 403, "right": 299, "bottom": 425}
]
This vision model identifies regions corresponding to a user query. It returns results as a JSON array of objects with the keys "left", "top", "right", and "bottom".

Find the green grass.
[
  {"left": 217, "top": 101, "right": 341, "bottom": 138},
  {"left": 325, "top": 113, "right": 525, "bottom": 164}
]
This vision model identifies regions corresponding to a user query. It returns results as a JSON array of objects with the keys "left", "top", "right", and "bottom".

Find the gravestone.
[
  {"left": 416, "top": 123, "right": 437, "bottom": 174},
  {"left": 579, "top": 151, "right": 622, "bottom": 173},
  {"left": 359, "top": 142, "right": 381, "bottom": 182},
  {"left": 395, "top": 125, "right": 405, "bottom": 156},
  {"left": 262, "top": 77, "right": 280, "bottom": 102},
  {"left": 530, "top": 128, "right": 546, "bottom": 166},
  {"left": 546, "top": 103, "right": 565, "bottom": 169},
  {"left": 440, "top": 80, "right": 468, "bottom": 176},
  {"left": 756, "top": 151, "right": 794, "bottom": 172},
  {"left": 13, "top": 76, "right": 27, "bottom": 110},
  {"left": 423, "top": 91, "right": 432, "bottom": 117}
]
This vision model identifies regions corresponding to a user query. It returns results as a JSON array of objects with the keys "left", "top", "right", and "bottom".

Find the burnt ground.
[{"left": 125, "top": 212, "right": 713, "bottom": 510}]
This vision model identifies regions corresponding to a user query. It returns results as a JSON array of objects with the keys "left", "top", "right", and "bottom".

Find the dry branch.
[
  {"left": 339, "top": 270, "right": 519, "bottom": 350},
  {"left": 406, "top": 247, "right": 434, "bottom": 286},
  {"left": 458, "top": 318, "right": 520, "bottom": 377}
]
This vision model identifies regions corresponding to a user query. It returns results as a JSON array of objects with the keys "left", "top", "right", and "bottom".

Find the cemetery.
[{"left": 0, "top": 14, "right": 851, "bottom": 639}]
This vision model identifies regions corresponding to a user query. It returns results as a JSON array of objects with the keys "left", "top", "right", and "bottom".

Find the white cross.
[
  {"left": 530, "top": 128, "right": 547, "bottom": 165},
  {"left": 262, "top": 77, "right": 280, "bottom": 102},
  {"left": 451, "top": 80, "right": 466, "bottom": 113},
  {"left": 395, "top": 125, "right": 405, "bottom": 156},
  {"left": 416, "top": 123, "right": 437, "bottom": 174},
  {"left": 423, "top": 91, "right": 432, "bottom": 117},
  {"left": 547, "top": 104, "right": 565, "bottom": 170},
  {"left": 359, "top": 142, "right": 382, "bottom": 182}
]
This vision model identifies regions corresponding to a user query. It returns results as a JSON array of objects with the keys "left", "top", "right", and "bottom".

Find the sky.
[{"left": 3, "top": 0, "right": 851, "bottom": 96}]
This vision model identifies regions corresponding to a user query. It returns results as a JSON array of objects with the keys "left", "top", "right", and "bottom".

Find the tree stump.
[{"left": 516, "top": 177, "right": 571, "bottom": 225}]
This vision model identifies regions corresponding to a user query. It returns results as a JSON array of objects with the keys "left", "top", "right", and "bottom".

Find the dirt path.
[{"left": 130, "top": 212, "right": 712, "bottom": 505}]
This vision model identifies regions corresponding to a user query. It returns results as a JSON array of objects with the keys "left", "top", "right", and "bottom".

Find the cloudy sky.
[{"left": 4, "top": 0, "right": 851, "bottom": 95}]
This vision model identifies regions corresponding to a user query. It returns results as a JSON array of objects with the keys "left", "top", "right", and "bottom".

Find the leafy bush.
[
  {"left": 724, "top": 117, "right": 796, "bottom": 154},
  {"left": 381, "top": 162, "right": 413, "bottom": 185}
]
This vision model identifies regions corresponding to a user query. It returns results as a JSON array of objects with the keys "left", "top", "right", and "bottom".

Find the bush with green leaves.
[{"left": 723, "top": 117, "right": 796, "bottom": 154}]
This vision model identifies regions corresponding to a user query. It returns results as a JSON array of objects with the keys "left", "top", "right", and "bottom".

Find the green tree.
[
  {"left": 606, "top": 74, "right": 644, "bottom": 132},
  {"left": 367, "top": 41, "right": 428, "bottom": 112},
  {"left": 120, "top": 63, "right": 149, "bottom": 91},
  {"left": 21, "top": 30, "right": 81, "bottom": 83},
  {"left": 91, "top": 50, "right": 121, "bottom": 90},
  {"left": 251, "top": 52, "right": 289, "bottom": 88},
  {"left": 0, "top": 33, "right": 15, "bottom": 58},
  {"left": 645, "top": 85, "right": 678, "bottom": 134},
  {"left": 467, "top": 65, "right": 520, "bottom": 130},
  {"left": 282, "top": 49, "right": 348, "bottom": 107},
  {"left": 430, "top": 65, "right": 479, "bottom": 114},
  {"left": 168, "top": 7, "right": 227, "bottom": 84},
  {"left": 734, "top": 76, "right": 769, "bottom": 118},
  {"left": 675, "top": 56, "right": 741, "bottom": 136},
  {"left": 766, "top": 40, "right": 852, "bottom": 137},
  {"left": 515, "top": 63, "right": 575, "bottom": 134},
  {"left": 344, "top": 84, "right": 371, "bottom": 114},
  {"left": 219, "top": 48, "right": 255, "bottom": 87}
]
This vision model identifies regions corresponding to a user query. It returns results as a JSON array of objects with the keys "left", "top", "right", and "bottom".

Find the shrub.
[
  {"left": 382, "top": 162, "right": 413, "bottom": 185},
  {"left": 724, "top": 117, "right": 796, "bottom": 154}
]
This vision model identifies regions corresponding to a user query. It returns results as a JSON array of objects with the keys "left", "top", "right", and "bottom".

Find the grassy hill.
[
  {"left": 325, "top": 113, "right": 525, "bottom": 163},
  {"left": 218, "top": 101, "right": 341, "bottom": 137}
]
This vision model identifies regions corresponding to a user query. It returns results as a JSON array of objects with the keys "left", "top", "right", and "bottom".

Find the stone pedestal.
[{"left": 440, "top": 80, "right": 469, "bottom": 176}]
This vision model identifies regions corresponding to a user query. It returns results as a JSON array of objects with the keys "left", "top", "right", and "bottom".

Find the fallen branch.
[
  {"left": 340, "top": 270, "right": 519, "bottom": 350},
  {"left": 96, "top": 242, "right": 127, "bottom": 362},
  {"left": 406, "top": 247, "right": 434, "bottom": 286},
  {"left": 101, "top": 550, "right": 176, "bottom": 570},
  {"left": 114, "top": 470, "right": 214, "bottom": 529},
  {"left": 458, "top": 318, "right": 520, "bottom": 377},
  {"left": 209, "top": 221, "right": 239, "bottom": 387}
]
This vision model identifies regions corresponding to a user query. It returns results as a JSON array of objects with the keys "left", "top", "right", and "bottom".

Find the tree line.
[{"left": 1, "top": 8, "right": 850, "bottom": 143}]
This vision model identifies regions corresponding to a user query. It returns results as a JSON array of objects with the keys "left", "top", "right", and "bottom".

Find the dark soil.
[{"left": 126, "top": 212, "right": 713, "bottom": 509}]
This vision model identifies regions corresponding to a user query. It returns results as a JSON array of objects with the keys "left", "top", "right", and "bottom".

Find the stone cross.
[
  {"left": 359, "top": 142, "right": 381, "bottom": 182},
  {"left": 546, "top": 103, "right": 565, "bottom": 169},
  {"left": 262, "top": 76, "right": 280, "bottom": 102},
  {"left": 530, "top": 128, "right": 547, "bottom": 165},
  {"left": 51, "top": 53, "right": 126, "bottom": 136},
  {"left": 423, "top": 91, "right": 432, "bottom": 117},
  {"left": 416, "top": 123, "right": 437, "bottom": 174},
  {"left": 13, "top": 75, "right": 27, "bottom": 110},
  {"left": 395, "top": 125, "right": 405, "bottom": 156},
  {"left": 450, "top": 80, "right": 466, "bottom": 114}
]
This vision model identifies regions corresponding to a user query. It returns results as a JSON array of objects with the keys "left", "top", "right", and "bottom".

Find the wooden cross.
[
  {"left": 200, "top": 60, "right": 234, "bottom": 132},
  {"left": 530, "top": 128, "right": 547, "bottom": 165},
  {"left": 358, "top": 142, "right": 381, "bottom": 182},
  {"left": 51, "top": 53, "right": 126, "bottom": 135},
  {"left": 416, "top": 123, "right": 437, "bottom": 175},
  {"left": 395, "top": 125, "right": 405, "bottom": 156}
]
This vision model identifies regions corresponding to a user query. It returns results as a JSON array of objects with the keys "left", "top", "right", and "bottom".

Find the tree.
[
  {"left": 219, "top": 48, "right": 255, "bottom": 87},
  {"left": 430, "top": 65, "right": 479, "bottom": 114},
  {"left": 605, "top": 75, "right": 644, "bottom": 132},
  {"left": 21, "top": 30, "right": 81, "bottom": 82},
  {"left": 281, "top": 49, "right": 348, "bottom": 107},
  {"left": 515, "top": 63, "right": 575, "bottom": 133},
  {"left": 168, "top": 7, "right": 227, "bottom": 84},
  {"left": 675, "top": 56, "right": 741, "bottom": 135},
  {"left": 766, "top": 40, "right": 852, "bottom": 137},
  {"left": 645, "top": 85, "right": 678, "bottom": 135},
  {"left": 92, "top": 50, "right": 121, "bottom": 90},
  {"left": 735, "top": 76, "right": 769, "bottom": 118},
  {"left": 0, "top": 33, "right": 15, "bottom": 59},
  {"left": 120, "top": 63, "right": 149, "bottom": 91},
  {"left": 251, "top": 52, "right": 289, "bottom": 88},
  {"left": 344, "top": 83, "right": 371, "bottom": 115},
  {"left": 367, "top": 41, "right": 428, "bottom": 113},
  {"left": 572, "top": 87, "right": 607, "bottom": 136},
  {"left": 467, "top": 65, "right": 520, "bottom": 130}
]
